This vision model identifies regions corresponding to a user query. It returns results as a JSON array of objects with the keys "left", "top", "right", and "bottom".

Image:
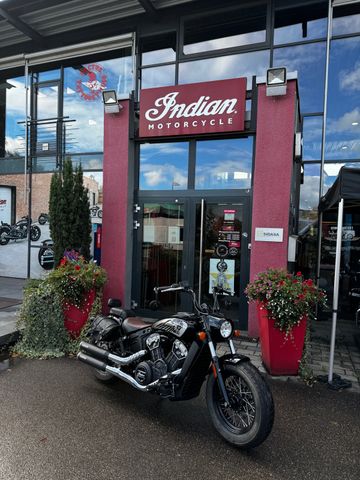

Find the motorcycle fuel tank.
[{"left": 152, "top": 317, "right": 188, "bottom": 338}]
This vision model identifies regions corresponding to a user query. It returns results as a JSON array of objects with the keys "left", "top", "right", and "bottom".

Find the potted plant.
[
  {"left": 47, "top": 249, "right": 107, "bottom": 337},
  {"left": 245, "top": 268, "right": 326, "bottom": 375}
]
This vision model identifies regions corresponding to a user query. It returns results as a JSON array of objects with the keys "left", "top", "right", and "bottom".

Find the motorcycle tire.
[
  {"left": 38, "top": 215, "right": 47, "bottom": 225},
  {"left": 38, "top": 247, "right": 54, "bottom": 270},
  {"left": 0, "top": 226, "right": 10, "bottom": 245},
  {"left": 206, "top": 361, "right": 274, "bottom": 449},
  {"left": 30, "top": 225, "right": 41, "bottom": 242}
]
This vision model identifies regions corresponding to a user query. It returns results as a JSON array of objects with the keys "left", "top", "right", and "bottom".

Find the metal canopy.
[{"left": 0, "top": 0, "right": 196, "bottom": 60}]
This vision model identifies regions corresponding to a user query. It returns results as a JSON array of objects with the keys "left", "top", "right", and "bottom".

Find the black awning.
[{"left": 319, "top": 166, "right": 360, "bottom": 212}]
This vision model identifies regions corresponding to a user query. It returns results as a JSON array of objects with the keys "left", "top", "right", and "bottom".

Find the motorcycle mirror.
[{"left": 108, "top": 298, "right": 122, "bottom": 308}]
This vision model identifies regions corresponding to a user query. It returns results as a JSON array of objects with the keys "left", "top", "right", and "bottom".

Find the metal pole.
[
  {"left": 24, "top": 59, "right": 32, "bottom": 279},
  {"left": 198, "top": 199, "right": 205, "bottom": 304},
  {"left": 316, "top": 0, "right": 333, "bottom": 294},
  {"left": 328, "top": 198, "right": 344, "bottom": 383}
]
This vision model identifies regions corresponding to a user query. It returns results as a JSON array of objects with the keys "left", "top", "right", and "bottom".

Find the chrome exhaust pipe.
[
  {"left": 79, "top": 341, "right": 146, "bottom": 366},
  {"left": 77, "top": 352, "right": 182, "bottom": 392}
]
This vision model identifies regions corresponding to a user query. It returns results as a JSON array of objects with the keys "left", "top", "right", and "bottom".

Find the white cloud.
[{"left": 339, "top": 61, "right": 360, "bottom": 92}]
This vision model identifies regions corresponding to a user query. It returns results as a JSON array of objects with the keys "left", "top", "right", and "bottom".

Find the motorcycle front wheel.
[
  {"left": 38, "top": 214, "right": 47, "bottom": 225},
  {"left": 206, "top": 361, "right": 274, "bottom": 449}
]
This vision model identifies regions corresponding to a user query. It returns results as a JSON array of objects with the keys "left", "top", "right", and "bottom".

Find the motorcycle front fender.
[{"left": 219, "top": 353, "right": 250, "bottom": 368}]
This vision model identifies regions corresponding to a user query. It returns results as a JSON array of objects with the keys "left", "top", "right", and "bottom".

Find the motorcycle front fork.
[{"left": 208, "top": 339, "right": 236, "bottom": 407}]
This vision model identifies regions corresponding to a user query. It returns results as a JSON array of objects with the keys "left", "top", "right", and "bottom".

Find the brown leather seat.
[{"left": 122, "top": 316, "right": 154, "bottom": 334}]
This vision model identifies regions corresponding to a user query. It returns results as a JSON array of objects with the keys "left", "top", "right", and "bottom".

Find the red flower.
[
  {"left": 305, "top": 279, "right": 313, "bottom": 286},
  {"left": 298, "top": 294, "right": 305, "bottom": 300},
  {"left": 60, "top": 258, "right": 67, "bottom": 266},
  {"left": 75, "top": 265, "right": 81, "bottom": 271},
  {"left": 278, "top": 280, "right": 285, "bottom": 286},
  {"left": 296, "top": 271, "right": 302, "bottom": 277}
]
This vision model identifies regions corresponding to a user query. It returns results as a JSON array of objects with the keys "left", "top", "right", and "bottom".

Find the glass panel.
[
  {"left": 141, "top": 65, "right": 176, "bottom": 89},
  {"left": 333, "top": 5, "right": 360, "bottom": 36},
  {"left": 322, "top": 162, "right": 360, "bottom": 193},
  {"left": 36, "top": 85, "right": 58, "bottom": 119},
  {"left": 326, "top": 37, "right": 360, "bottom": 161},
  {"left": 298, "top": 163, "right": 320, "bottom": 279},
  {"left": 141, "top": 32, "right": 176, "bottom": 65},
  {"left": 274, "top": 0, "right": 327, "bottom": 44},
  {"left": 195, "top": 138, "right": 253, "bottom": 190},
  {"left": 320, "top": 208, "right": 360, "bottom": 315},
  {"left": 4, "top": 76, "right": 26, "bottom": 158},
  {"left": 0, "top": 157, "right": 24, "bottom": 174},
  {"left": 273, "top": 43, "right": 326, "bottom": 113},
  {"left": 179, "top": 50, "right": 270, "bottom": 90},
  {"left": 64, "top": 56, "right": 133, "bottom": 154},
  {"left": 139, "top": 142, "right": 188, "bottom": 190},
  {"left": 299, "top": 163, "right": 320, "bottom": 233},
  {"left": 183, "top": 4, "right": 267, "bottom": 54},
  {"left": 303, "top": 116, "right": 323, "bottom": 161},
  {"left": 141, "top": 203, "right": 184, "bottom": 312},
  {"left": 36, "top": 70, "right": 61, "bottom": 82},
  {"left": 194, "top": 202, "right": 243, "bottom": 319}
]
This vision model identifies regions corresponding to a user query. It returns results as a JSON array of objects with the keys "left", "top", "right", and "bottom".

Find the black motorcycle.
[
  {"left": 78, "top": 283, "right": 274, "bottom": 448},
  {"left": 38, "top": 239, "right": 54, "bottom": 270},
  {"left": 0, "top": 216, "right": 41, "bottom": 245},
  {"left": 89, "top": 205, "right": 102, "bottom": 219},
  {"left": 38, "top": 212, "right": 49, "bottom": 225}
]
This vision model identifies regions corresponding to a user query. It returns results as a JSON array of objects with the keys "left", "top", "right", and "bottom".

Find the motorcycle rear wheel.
[
  {"left": 206, "top": 361, "right": 274, "bottom": 449},
  {"left": 38, "top": 214, "right": 47, "bottom": 225}
]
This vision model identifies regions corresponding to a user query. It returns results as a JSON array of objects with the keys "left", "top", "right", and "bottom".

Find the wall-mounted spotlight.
[
  {"left": 102, "top": 90, "right": 122, "bottom": 113},
  {"left": 266, "top": 67, "right": 287, "bottom": 96}
]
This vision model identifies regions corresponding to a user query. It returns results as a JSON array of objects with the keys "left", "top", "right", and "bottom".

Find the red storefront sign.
[{"left": 139, "top": 78, "right": 246, "bottom": 138}]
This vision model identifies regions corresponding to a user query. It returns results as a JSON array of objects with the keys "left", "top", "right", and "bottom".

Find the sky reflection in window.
[
  {"left": 139, "top": 142, "right": 189, "bottom": 190},
  {"left": 326, "top": 37, "right": 360, "bottom": 161},
  {"left": 195, "top": 138, "right": 253, "bottom": 190}
]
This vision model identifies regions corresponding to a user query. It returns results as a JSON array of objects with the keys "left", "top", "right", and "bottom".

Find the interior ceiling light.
[
  {"left": 341, "top": 145, "right": 349, "bottom": 149},
  {"left": 266, "top": 67, "right": 287, "bottom": 96},
  {"left": 351, "top": 121, "right": 359, "bottom": 126}
]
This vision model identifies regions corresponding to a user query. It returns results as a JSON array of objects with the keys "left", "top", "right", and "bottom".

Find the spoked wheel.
[
  {"left": 206, "top": 362, "right": 274, "bottom": 449},
  {"left": 0, "top": 227, "right": 10, "bottom": 245},
  {"left": 30, "top": 225, "right": 41, "bottom": 241}
]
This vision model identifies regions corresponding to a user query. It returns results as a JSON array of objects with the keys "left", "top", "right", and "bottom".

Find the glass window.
[
  {"left": 141, "top": 33, "right": 176, "bottom": 66},
  {"left": 326, "top": 37, "right": 360, "bottom": 161},
  {"left": 141, "top": 65, "right": 176, "bottom": 89},
  {"left": 4, "top": 76, "right": 26, "bottom": 158},
  {"left": 303, "top": 116, "right": 323, "bottom": 161},
  {"left": 139, "top": 142, "right": 189, "bottom": 190},
  {"left": 274, "top": 0, "right": 327, "bottom": 45},
  {"left": 195, "top": 138, "right": 253, "bottom": 190},
  {"left": 63, "top": 55, "right": 132, "bottom": 154},
  {"left": 183, "top": 4, "right": 267, "bottom": 55},
  {"left": 35, "top": 70, "right": 61, "bottom": 82},
  {"left": 273, "top": 43, "right": 326, "bottom": 113},
  {"left": 299, "top": 163, "right": 320, "bottom": 231},
  {"left": 179, "top": 50, "right": 270, "bottom": 89},
  {"left": 333, "top": 5, "right": 360, "bottom": 36}
]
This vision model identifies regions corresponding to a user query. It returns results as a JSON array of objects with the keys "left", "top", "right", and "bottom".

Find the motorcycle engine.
[{"left": 134, "top": 333, "right": 188, "bottom": 386}]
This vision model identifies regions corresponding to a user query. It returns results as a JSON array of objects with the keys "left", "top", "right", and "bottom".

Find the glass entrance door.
[
  {"left": 194, "top": 199, "right": 249, "bottom": 327},
  {"left": 139, "top": 202, "right": 185, "bottom": 313},
  {"left": 134, "top": 196, "right": 250, "bottom": 324}
]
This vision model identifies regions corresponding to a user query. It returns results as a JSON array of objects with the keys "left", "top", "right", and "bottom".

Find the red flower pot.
[
  {"left": 63, "top": 289, "right": 96, "bottom": 338},
  {"left": 257, "top": 303, "right": 307, "bottom": 375}
]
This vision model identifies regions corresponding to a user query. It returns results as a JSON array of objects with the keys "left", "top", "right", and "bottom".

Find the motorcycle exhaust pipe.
[
  {"left": 77, "top": 352, "right": 154, "bottom": 392},
  {"left": 79, "top": 341, "right": 146, "bottom": 366},
  {"left": 77, "top": 352, "right": 107, "bottom": 371}
]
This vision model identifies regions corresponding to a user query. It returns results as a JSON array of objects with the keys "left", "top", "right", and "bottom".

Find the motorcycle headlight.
[{"left": 220, "top": 320, "right": 232, "bottom": 339}]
